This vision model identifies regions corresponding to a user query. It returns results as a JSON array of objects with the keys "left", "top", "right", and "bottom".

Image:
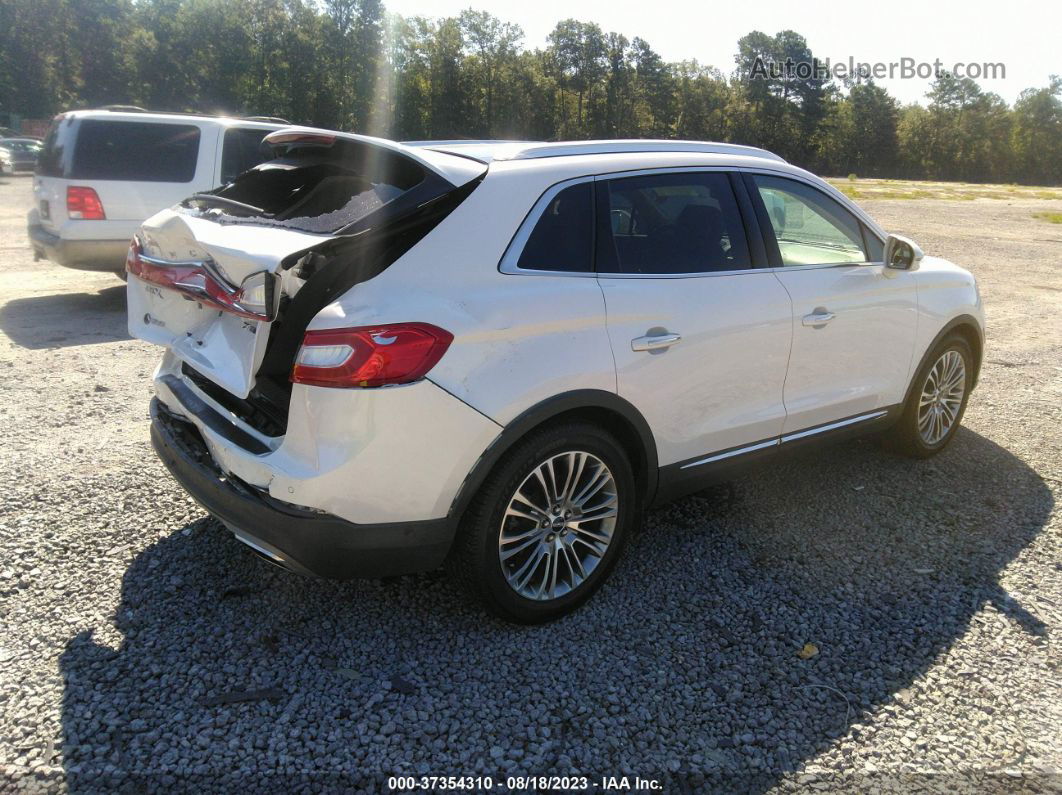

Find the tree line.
[{"left": 2, "top": 0, "right": 1060, "bottom": 184}]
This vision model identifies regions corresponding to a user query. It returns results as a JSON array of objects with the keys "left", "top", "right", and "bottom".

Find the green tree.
[
  {"left": 1012, "top": 77, "right": 1062, "bottom": 183},
  {"left": 458, "top": 10, "right": 522, "bottom": 136},
  {"left": 2, "top": 3, "right": 1060, "bottom": 185},
  {"left": 631, "top": 37, "right": 675, "bottom": 137},
  {"left": 546, "top": 19, "right": 606, "bottom": 136}
]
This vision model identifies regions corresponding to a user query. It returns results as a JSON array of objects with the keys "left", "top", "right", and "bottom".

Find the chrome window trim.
[
  {"left": 591, "top": 166, "right": 758, "bottom": 278},
  {"left": 498, "top": 175, "right": 597, "bottom": 278},
  {"left": 764, "top": 261, "right": 880, "bottom": 273},
  {"left": 500, "top": 167, "right": 748, "bottom": 277},
  {"left": 737, "top": 165, "right": 888, "bottom": 249},
  {"left": 498, "top": 165, "right": 887, "bottom": 278},
  {"left": 595, "top": 268, "right": 769, "bottom": 280}
]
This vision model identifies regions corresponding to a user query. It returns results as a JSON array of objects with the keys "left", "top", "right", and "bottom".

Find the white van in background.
[{"left": 28, "top": 109, "right": 290, "bottom": 277}]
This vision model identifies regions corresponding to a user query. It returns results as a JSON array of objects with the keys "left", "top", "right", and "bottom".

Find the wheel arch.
[
  {"left": 905, "top": 314, "right": 984, "bottom": 407},
  {"left": 446, "top": 390, "right": 659, "bottom": 524}
]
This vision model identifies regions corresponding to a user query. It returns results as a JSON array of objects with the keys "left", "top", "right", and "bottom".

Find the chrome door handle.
[
  {"left": 631, "top": 333, "right": 682, "bottom": 352},
  {"left": 802, "top": 310, "right": 835, "bottom": 328}
]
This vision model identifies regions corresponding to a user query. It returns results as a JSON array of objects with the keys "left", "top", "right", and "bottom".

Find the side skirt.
[{"left": 653, "top": 406, "right": 902, "bottom": 505}]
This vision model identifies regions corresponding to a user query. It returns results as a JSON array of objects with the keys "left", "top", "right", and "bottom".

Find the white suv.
[
  {"left": 29, "top": 109, "right": 288, "bottom": 275},
  {"left": 129, "top": 132, "right": 984, "bottom": 622}
]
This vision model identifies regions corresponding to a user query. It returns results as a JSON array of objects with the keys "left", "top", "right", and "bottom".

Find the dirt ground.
[{"left": 0, "top": 174, "right": 1059, "bottom": 789}]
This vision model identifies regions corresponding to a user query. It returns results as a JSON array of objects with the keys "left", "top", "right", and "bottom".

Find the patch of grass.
[
  {"left": 1033, "top": 212, "right": 1062, "bottom": 224},
  {"left": 828, "top": 177, "right": 1062, "bottom": 201}
]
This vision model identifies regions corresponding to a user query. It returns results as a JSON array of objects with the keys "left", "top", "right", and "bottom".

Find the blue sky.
[{"left": 384, "top": 0, "right": 1059, "bottom": 105}]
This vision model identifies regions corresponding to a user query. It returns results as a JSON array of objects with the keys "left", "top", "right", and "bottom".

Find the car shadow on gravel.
[
  {"left": 53, "top": 428, "right": 1052, "bottom": 791},
  {"left": 0, "top": 285, "right": 128, "bottom": 349}
]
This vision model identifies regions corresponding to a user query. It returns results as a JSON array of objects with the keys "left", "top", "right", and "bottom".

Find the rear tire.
[
  {"left": 886, "top": 333, "right": 973, "bottom": 458},
  {"left": 455, "top": 422, "right": 637, "bottom": 623}
]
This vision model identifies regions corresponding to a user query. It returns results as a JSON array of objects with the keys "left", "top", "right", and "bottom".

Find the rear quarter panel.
[{"left": 307, "top": 163, "right": 617, "bottom": 425}]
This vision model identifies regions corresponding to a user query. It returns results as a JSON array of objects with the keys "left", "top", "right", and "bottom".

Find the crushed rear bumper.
[{"left": 149, "top": 398, "right": 456, "bottom": 579}]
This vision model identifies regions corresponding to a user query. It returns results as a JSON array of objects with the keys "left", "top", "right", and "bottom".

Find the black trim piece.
[
  {"left": 742, "top": 172, "right": 783, "bottom": 267},
  {"left": 590, "top": 178, "right": 604, "bottom": 273},
  {"left": 447, "top": 390, "right": 659, "bottom": 519},
  {"left": 151, "top": 399, "right": 456, "bottom": 578},
  {"left": 729, "top": 171, "right": 768, "bottom": 268},
  {"left": 859, "top": 221, "right": 885, "bottom": 262},
  {"left": 158, "top": 374, "right": 270, "bottom": 455},
  {"left": 180, "top": 363, "right": 286, "bottom": 438}
]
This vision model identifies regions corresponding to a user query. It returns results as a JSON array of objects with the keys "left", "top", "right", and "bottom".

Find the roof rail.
[
  {"left": 89, "top": 107, "right": 291, "bottom": 124},
  {"left": 403, "top": 139, "right": 537, "bottom": 147},
  {"left": 506, "top": 139, "right": 785, "bottom": 163}
]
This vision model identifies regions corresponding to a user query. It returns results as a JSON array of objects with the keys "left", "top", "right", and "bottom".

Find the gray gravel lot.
[{"left": 0, "top": 175, "right": 1059, "bottom": 792}]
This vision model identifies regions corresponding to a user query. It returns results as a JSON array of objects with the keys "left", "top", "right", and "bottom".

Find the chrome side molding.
[
  {"left": 679, "top": 410, "right": 888, "bottom": 471},
  {"left": 680, "top": 439, "right": 779, "bottom": 470},
  {"left": 779, "top": 411, "right": 888, "bottom": 443}
]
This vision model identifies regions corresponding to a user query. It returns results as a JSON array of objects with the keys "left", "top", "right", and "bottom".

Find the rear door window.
[
  {"left": 596, "top": 171, "right": 752, "bottom": 274},
  {"left": 70, "top": 120, "right": 201, "bottom": 182},
  {"left": 220, "top": 127, "right": 273, "bottom": 184},
  {"left": 515, "top": 182, "right": 594, "bottom": 272},
  {"left": 35, "top": 123, "right": 65, "bottom": 177}
]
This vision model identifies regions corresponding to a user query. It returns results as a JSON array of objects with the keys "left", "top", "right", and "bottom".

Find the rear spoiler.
[{"left": 263, "top": 127, "right": 486, "bottom": 188}]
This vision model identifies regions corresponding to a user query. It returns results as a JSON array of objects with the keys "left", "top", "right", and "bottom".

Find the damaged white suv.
[{"left": 131, "top": 131, "right": 984, "bottom": 622}]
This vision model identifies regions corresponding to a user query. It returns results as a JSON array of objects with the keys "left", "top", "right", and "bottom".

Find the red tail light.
[
  {"left": 291, "top": 324, "right": 453, "bottom": 388},
  {"left": 125, "top": 237, "right": 276, "bottom": 321},
  {"left": 67, "top": 186, "right": 105, "bottom": 220}
]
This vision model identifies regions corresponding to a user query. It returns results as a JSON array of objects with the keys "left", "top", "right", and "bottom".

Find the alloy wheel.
[
  {"left": 917, "top": 349, "right": 966, "bottom": 445},
  {"left": 498, "top": 451, "right": 618, "bottom": 601}
]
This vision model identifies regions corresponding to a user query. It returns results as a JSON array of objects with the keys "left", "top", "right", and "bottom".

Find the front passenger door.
[{"left": 747, "top": 173, "right": 919, "bottom": 434}]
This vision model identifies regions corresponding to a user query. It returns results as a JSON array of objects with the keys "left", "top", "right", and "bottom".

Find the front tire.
[
  {"left": 455, "top": 423, "right": 637, "bottom": 623},
  {"left": 887, "top": 333, "right": 973, "bottom": 458}
]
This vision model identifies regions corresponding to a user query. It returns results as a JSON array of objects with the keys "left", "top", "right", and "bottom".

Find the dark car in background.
[{"left": 0, "top": 138, "right": 42, "bottom": 174}]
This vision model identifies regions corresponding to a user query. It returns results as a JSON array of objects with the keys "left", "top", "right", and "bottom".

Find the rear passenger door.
[
  {"left": 595, "top": 170, "right": 793, "bottom": 470},
  {"left": 745, "top": 173, "right": 918, "bottom": 434}
]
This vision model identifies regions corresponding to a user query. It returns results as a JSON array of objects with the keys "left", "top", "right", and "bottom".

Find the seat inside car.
[{"left": 674, "top": 203, "right": 730, "bottom": 272}]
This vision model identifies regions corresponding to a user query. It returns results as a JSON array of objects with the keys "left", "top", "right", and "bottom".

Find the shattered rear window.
[{"left": 189, "top": 142, "right": 425, "bottom": 234}]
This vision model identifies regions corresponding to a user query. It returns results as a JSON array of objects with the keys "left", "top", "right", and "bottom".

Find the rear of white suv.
[
  {"left": 131, "top": 132, "right": 984, "bottom": 623},
  {"left": 29, "top": 110, "right": 287, "bottom": 275}
]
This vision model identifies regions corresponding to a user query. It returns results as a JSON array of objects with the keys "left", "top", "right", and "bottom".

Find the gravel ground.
[{"left": 0, "top": 175, "right": 1059, "bottom": 792}]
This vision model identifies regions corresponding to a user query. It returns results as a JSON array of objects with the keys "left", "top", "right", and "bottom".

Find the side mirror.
[{"left": 884, "top": 233, "right": 923, "bottom": 271}]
